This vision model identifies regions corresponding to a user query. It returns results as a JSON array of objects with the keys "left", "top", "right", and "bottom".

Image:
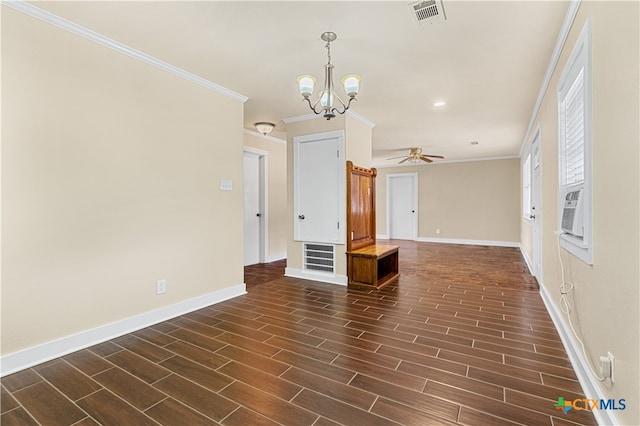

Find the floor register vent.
[
  {"left": 408, "top": 0, "right": 447, "bottom": 26},
  {"left": 304, "top": 243, "right": 335, "bottom": 274}
]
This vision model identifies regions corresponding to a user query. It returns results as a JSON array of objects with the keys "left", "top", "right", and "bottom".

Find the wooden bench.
[{"left": 346, "top": 244, "right": 400, "bottom": 289}]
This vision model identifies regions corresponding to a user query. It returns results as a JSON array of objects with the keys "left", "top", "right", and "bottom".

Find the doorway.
[
  {"left": 531, "top": 130, "right": 542, "bottom": 279},
  {"left": 387, "top": 173, "right": 418, "bottom": 240},
  {"left": 243, "top": 147, "right": 267, "bottom": 266}
]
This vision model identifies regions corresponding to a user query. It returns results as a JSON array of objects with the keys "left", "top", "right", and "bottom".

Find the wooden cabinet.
[
  {"left": 347, "top": 244, "right": 399, "bottom": 289},
  {"left": 345, "top": 161, "right": 399, "bottom": 289},
  {"left": 346, "top": 162, "right": 376, "bottom": 251}
]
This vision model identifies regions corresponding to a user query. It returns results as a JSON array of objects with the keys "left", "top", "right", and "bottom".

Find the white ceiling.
[{"left": 33, "top": 1, "right": 569, "bottom": 166}]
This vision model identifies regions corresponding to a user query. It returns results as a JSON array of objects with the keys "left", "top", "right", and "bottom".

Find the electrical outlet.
[
  {"left": 436, "top": 228, "right": 441, "bottom": 234},
  {"left": 156, "top": 279, "right": 166, "bottom": 295},
  {"left": 599, "top": 352, "right": 615, "bottom": 382}
]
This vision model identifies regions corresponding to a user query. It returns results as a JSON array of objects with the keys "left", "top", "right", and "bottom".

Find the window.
[
  {"left": 557, "top": 19, "right": 592, "bottom": 264},
  {"left": 523, "top": 152, "right": 532, "bottom": 219}
]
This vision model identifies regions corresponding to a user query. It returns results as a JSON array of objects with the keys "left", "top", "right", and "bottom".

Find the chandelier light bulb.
[
  {"left": 341, "top": 74, "right": 361, "bottom": 98},
  {"left": 320, "top": 91, "right": 333, "bottom": 108},
  {"left": 296, "top": 75, "right": 316, "bottom": 98}
]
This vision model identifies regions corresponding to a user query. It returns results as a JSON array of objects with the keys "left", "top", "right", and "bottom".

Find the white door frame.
[
  {"left": 243, "top": 146, "right": 268, "bottom": 264},
  {"left": 530, "top": 128, "right": 543, "bottom": 280},
  {"left": 386, "top": 173, "right": 418, "bottom": 240}
]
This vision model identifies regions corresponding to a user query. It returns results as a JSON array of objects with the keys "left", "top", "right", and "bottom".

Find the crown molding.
[
  {"left": 283, "top": 109, "right": 375, "bottom": 128},
  {"left": 3, "top": 0, "right": 248, "bottom": 103},
  {"left": 519, "top": 0, "right": 581, "bottom": 157},
  {"left": 374, "top": 155, "right": 519, "bottom": 169},
  {"left": 282, "top": 113, "right": 323, "bottom": 124},
  {"left": 243, "top": 129, "right": 286, "bottom": 144},
  {"left": 346, "top": 110, "right": 376, "bottom": 129}
]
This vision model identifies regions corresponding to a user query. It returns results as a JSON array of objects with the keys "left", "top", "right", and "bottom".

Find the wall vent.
[
  {"left": 303, "top": 243, "right": 335, "bottom": 274},
  {"left": 408, "top": 0, "right": 447, "bottom": 26}
]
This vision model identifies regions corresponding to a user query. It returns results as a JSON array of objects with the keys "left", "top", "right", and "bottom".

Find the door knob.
[
  {"left": 411, "top": 210, "right": 415, "bottom": 213},
  {"left": 256, "top": 213, "right": 261, "bottom": 217},
  {"left": 529, "top": 214, "right": 535, "bottom": 220},
  {"left": 298, "top": 215, "right": 305, "bottom": 220}
]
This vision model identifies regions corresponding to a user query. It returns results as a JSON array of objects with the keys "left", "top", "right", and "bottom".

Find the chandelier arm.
[
  {"left": 332, "top": 96, "right": 357, "bottom": 115},
  {"left": 303, "top": 97, "right": 324, "bottom": 115},
  {"left": 334, "top": 93, "right": 347, "bottom": 109}
]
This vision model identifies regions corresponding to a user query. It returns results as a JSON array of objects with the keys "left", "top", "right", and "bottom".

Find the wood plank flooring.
[{"left": 1, "top": 241, "right": 596, "bottom": 425}]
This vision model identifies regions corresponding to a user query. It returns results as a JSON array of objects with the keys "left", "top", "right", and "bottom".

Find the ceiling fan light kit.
[
  {"left": 297, "top": 32, "right": 361, "bottom": 120},
  {"left": 387, "top": 147, "right": 445, "bottom": 164}
]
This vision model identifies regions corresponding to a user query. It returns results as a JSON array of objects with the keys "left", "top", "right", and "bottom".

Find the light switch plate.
[{"left": 220, "top": 180, "right": 233, "bottom": 191}]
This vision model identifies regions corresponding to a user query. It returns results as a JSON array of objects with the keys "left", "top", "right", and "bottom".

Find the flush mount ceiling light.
[
  {"left": 433, "top": 100, "right": 446, "bottom": 107},
  {"left": 297, "top": 32, "right": 361, "bottom": 120},
  {"left": 254, "top": 122, "right": 275, "bottom": 136}
]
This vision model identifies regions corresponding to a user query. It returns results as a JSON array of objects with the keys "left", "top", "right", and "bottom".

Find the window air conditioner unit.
[{"left": 561, "top": 188, "right": 584, "bottom": 238}]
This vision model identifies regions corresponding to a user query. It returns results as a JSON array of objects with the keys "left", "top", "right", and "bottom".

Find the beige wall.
[
  {"left": 286, "top": 117, "right": 346, "bottom": 274},
  {"left": 345, "top": 114, "right": 373, "bottom": 169},
  {"left": 520, "top": 2, "right": 639, "bottom": 424},
  {"left": 286, "top": 115, "right": 373, "bottom": 277},
  {"left": 2, "top": 8, "right": 245, "bottom": 354},
  {"left": 377, "top": 158, "right": 520, "bottom": 242},
  {"left": 243, "top": 132, "right": 287, "bottom": 260}
]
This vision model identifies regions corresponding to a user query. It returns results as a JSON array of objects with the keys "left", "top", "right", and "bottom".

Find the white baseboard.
[
  {"left": 0, "top": 284, "right": 246, "bottom": 377},
  {"left": 265, "top": 252, "right": 287, "bottom": 263},
  {"left": 284, "top": 267, "right": 348, "bottom": 286},
  {"left": 520, "top": 246, "right": 533, "bottom": 274},
  {"left": 539, "top": 284, "right": 619, "bottom": 426},
  {"left": 416, "top": 237, "right": 520, "bottom": 248},
  {"left": 376, "top": 234, "right": 389, "bottom": 240}
]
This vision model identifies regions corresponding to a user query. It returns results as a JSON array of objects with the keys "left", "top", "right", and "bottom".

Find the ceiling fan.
[{"left": 386, "top": 147, "right": 445, "bottom": 164}]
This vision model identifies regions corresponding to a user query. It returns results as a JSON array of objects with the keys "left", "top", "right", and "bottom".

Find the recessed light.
[{"left": 433, "top": 101, "right": 446, "bottom": 107}]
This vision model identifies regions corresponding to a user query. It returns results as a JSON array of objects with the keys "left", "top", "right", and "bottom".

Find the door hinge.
[
  {"left": 337, "top": 222, "right": 340, "bottom": 229},
  {"left": 337, "top": 150, "right": 339, "bottom": 158}
]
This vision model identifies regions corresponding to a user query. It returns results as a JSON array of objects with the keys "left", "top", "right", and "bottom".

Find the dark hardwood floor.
[{"left": 1, "top": 240, "right": 596, "bottom": 425}]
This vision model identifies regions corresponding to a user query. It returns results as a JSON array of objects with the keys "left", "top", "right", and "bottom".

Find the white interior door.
[
  {"left": 531, "top": 135, "right": 543, "bottom": 278},
  {"left": 388, "top": 174, "right": 417, "bottom": 240},
  {"left": 294, "top": 132, "right": 345, "bottom": 243},
  {"left": 243, "top": 152, "right": 261, "bottom": 266}
]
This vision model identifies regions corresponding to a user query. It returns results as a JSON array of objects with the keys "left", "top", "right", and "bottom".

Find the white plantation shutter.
[
  {"left": 557, "top": 19, "right": 592, "bottom": 264},
  {"left": 562, "top": 68, "right": 585, "bottom": 187}
]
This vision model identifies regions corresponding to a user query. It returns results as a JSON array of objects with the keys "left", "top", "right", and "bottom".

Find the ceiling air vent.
[{"left": 408, "top": 0, "right": 446, "bottom": 26}]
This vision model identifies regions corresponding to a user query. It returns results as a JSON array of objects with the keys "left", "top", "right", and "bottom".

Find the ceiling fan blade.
[
  {"left": 398, "top": 157, "right": 411, "bottom": 164},
  {"left": 386, "top": 155, "right": 409, "bottom": 160},
  {"left": 420, "top": 156, "right": 433, "bottom": 163},
  {"left": 422, "top": 154, "right": 445, "bottom": 159}
]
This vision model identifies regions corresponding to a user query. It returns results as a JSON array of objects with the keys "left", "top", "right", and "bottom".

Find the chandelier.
[{"left": 296, "top": 32, "right": 361, "bottom": 120}]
